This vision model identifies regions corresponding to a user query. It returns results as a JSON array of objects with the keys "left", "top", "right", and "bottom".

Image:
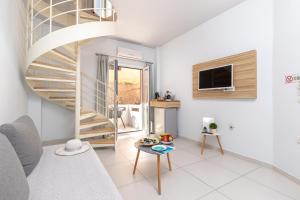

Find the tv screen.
[{"left": 199, "top": 64, "right": 233, "bottom": 90}]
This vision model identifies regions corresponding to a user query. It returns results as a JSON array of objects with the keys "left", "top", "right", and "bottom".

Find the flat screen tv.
[{"left": 199, "top": 64, "right": 233, "bottom": 90}]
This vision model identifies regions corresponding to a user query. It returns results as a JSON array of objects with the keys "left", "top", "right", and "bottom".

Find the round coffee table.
[{"left": 133, "top": 141, "right": 174, "bottom": 195}]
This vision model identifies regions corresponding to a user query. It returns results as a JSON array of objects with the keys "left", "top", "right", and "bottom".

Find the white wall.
[
  {"left": 0, "top": 0, "right": 28, "bottom": 124},
  {"left": 80, "top": 37, "right": 157, "bottom": 89},
  {"left": 28, "top": 93, "right": 75, "bottom": 141},
  {"left": 273, "top": 0, "right": 300, "bottom": 179},
  {"left": 158, "top": 0, "right": 274, "bottom": 164}
]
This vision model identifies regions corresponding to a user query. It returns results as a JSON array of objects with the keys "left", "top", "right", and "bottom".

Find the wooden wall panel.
[{"left": 192, "top": 50, "right": 257, "bottom": 99}]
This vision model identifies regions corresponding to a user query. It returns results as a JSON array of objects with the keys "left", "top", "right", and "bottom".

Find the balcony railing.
[{"left": 27, "top": 0, "right": 116, "bottom": 47}]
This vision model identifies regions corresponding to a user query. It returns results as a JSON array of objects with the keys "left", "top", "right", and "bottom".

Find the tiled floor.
[{"left": 95, "top": 133, "right": 300, "bottom": 200}]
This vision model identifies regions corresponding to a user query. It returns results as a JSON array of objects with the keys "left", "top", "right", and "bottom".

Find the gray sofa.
[{"left": 0, "top": 115, "right": 122, "bottom": 200}]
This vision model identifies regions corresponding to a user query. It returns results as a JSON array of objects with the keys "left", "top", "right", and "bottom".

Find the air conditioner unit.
[{"left": 117, "top": 47, "right": 143, "bottom": 60}]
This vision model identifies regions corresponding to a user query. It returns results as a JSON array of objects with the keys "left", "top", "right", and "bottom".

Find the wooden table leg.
[
  {"left": 157, "top": 155, "right": 161, "bottom": 195},
  {"left": 133, "top": 149, "right": 140, "bottom": 175},
  {"left": 216, "top": 135, "right": 224, "bottom": 155},
  {"left": 167, "top": 153, "right": 172, "bottom": 171},
  {"left": 201, "top": 135, "right": 207, "bottom": 155}
]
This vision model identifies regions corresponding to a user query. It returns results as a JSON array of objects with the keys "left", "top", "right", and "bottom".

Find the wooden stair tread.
[
  {"left": 50, "top": 49, "right": 77, "bottom": 65},
  {"left": 81, "top": 127, "right": 114, "bottom": 135},
  {"left": 80, "top": 118, "right": 108, "bottom": 125},
  {"left": 65, "top": 101, "right": 76, "bottom": 105},
  {"left": 80, "top": 11, "right": 99, "bottom": 21},
  {"left": 26, "top": 75, "right": 75, "bottom": 82},
  {"left": 33, "top": 87, "right": 76, "bottom": 92},
  {"left": 80, "top": 108, "right": 95, "bottom": 115},
  {"left": 80, "top": 127, "right": 114, "bottom": 139},
  {"left": 80, "top": 117, "right": 109, "bottom": 130},
  {"left": 30, "top": 62, "right": 76, "bottom": 73},
  {"left": 80, "top": 112, "right": 97, "bottom": 120},
  {"left": 88, "top": 138, "right": 115, "bottom": 145},
  {"left": 80, "top": 110, "right": 94, "bottom": 115},
  {"left": 49, "top": 97, "right": 75, "bottom": 101}
]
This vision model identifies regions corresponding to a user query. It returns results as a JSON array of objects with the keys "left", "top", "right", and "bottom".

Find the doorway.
[{"left": 109, "top": 65, "right": 150, "bottom": 135}]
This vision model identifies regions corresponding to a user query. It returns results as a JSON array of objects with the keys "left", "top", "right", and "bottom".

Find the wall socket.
[{"left": 229, "top": 123, "right": 235, "bottom": 131}]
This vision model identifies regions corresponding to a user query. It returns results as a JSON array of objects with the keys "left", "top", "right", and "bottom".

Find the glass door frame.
[{"left": 113, "top": 61, "right": 151, "bottom": 135}]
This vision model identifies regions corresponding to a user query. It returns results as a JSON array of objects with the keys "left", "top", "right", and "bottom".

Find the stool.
[{"left": 201, "top": 133, "right": 224, "bottom": 155}]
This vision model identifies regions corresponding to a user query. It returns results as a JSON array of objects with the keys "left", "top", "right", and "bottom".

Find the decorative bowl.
[
  {"left": 151, "top": 145, "right": 167, "bottom": 152},
  {"left": 139, "top": 137, "right": 159, "bottom": 146},
  {"left": 159, "top": 133, "right": 174, "bottom": 144}
]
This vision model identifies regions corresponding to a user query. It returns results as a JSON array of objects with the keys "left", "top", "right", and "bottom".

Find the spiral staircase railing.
[{"left": 26, "top": 0, "right": 118, "bottom": 148}]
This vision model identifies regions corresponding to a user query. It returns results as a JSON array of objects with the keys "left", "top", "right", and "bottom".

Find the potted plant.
[{"left": 209, "top": 123, "right": 218, "bottom": 134}]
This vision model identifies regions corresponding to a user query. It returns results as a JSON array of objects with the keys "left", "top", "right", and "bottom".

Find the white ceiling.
[{"left": 111, "top": 0, "right": 245, "bottom": 47}]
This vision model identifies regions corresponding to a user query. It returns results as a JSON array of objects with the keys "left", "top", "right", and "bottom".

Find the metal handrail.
[
  {"left": 81, "top": 90, "right": 113, "bottom": 102},
  {"left": 29, "top": 0, "right": 116, "bottom": 46},
  {"left": 81, "top": 72, "right": 114, "bottom": 92},
  {"left": 81, "top": 88, "right": 114, "bottom": 101},
  {"left": 32, "top": 7, "right": 115, "bottom": 32}
]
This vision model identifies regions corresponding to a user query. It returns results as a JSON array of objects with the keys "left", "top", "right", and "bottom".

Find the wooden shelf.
[{"left": 150, "top": 100, "right": 180, "bottom": 108}]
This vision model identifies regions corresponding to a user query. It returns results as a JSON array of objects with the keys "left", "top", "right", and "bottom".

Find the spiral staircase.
[{"left": 26, "top": 0, "right": 118, "bottom": 148}]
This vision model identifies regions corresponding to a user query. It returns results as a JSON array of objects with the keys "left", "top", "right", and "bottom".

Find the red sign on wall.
[{"left": 285, "top": 74, "right": 300, "bottom": 84}]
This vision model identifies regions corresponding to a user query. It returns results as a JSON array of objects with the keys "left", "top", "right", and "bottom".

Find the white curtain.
[{"left": 96, "top": 55, "right": 109, "bottom": 114}]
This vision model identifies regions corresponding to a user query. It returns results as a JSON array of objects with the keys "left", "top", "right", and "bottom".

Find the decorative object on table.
[
  {"left": 202, "top": 126, "right": 208, "bottom": 133},
  {"left": 155, "top": 92, "right": 160, "bottom": 99},
  {"left": 55, "top": 139, "right": 90, "bottom": 156},
  {"left": 139, "top": 137, "right": 159, "bottom": 146},
  {"left": 164, "top": 90, "right": 173, "bottom": 101},
  {"left": 151, "top": 145, "right": 167, "bottom": 152},
  {"left": 202, "top": 117, "right": 215, "bottom": 133},
  {"left": 209, "top": 122, "right": 218, "bottom": 134},
  {"left": 159, "top": 133, "right": 173, "bottom": 144}
]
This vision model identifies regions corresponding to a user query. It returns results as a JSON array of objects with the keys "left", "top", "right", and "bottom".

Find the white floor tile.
[
  {"left": 173, "top": 137, "right": 199, "bottom": 149},
  {"left": 106, "top": 162, "right": 144, "bottom": 187},
  {"left": 148, "top": 169, "right": 213, "bottom": 200},
  {"left": 198, "top": 191, "right": 230, "bottom": 200},
  {"left": 246, "top": 167, "right": 300, "bottom": 200},
  {"left": 185, "top": 144, "right": 222, "bottom": 159},
  {"left": 119, "top": 180, "right": 163, "bottom": 200},
  {"left": 174, "top": 137, "right": 221, "bottom": 159},
  {"left": 95, "top": 148, "right": 129, "bottom": 166},
  {"left": 208, "top": 154, "right": 261, "bottom": 175},
  {"left": 218, "top": 177, "right": 293, "bottom": 200},
  {"left": 97, "top": 136, "right": 300, "bottom": 200},
  {"left": 183, "top": 160, "right": 240, "bottom": 188},
  {"left": 119, "top": 144, "right": 152, "bottom": 160},
  {"left": 171, "top": 149, "right": 204, "bottom": 167}
]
